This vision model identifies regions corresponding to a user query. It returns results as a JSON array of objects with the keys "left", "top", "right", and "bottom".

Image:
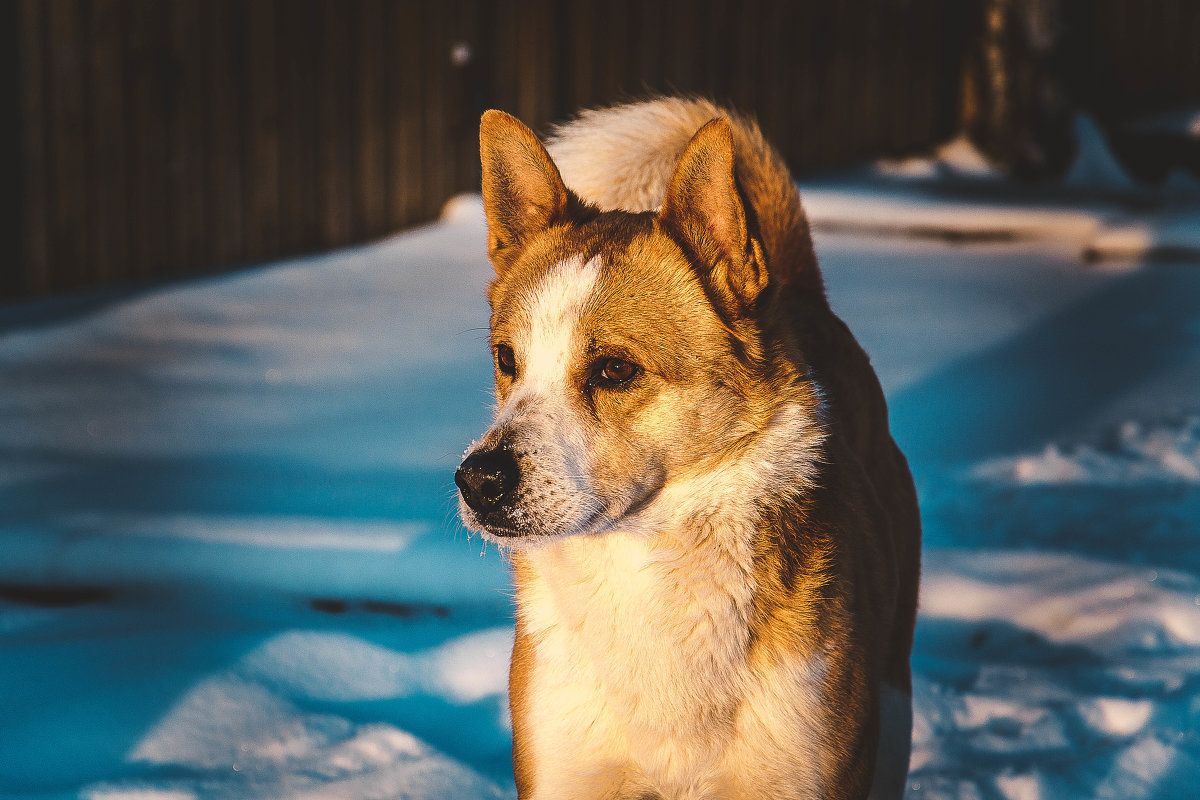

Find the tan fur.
[
  {"left": 460, "top": 99, "right": 921, "bottom": 799},
  {"left": 547, "top": 97, "right": 821, "bottom": 294}
]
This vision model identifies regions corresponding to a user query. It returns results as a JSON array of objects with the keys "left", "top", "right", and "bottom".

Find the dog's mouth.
[
  {"left": 464, "top": 502, "right": 611, "bottom": 548},
  {"left": 456, "top": 442, "right": 667, "bottom": 546},
  {"left": 458, "top": 504, "right": 524, "bottom": 539},
  {"left": 474, "top": 518, "right": 523, "bottom": 539},
  {"left": 457, "top": 462, "right": 670, "bottom": 548}
]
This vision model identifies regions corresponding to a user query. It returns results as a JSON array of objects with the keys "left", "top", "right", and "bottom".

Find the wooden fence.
[
  {"left": 8, "top": 0, "right": 971, "bottom": 300},
  {"left": 8, "top": 0, "right": 1199, "bottom": 301}
]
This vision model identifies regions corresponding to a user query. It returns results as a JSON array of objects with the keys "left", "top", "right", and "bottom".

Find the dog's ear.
[
  {"left": 659, "top": 119, "right": 768, "bottom": 315},
  {"left": 479, "top": 110, "right": 571, "bottom": 275}
]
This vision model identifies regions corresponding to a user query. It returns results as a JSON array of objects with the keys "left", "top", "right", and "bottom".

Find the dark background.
[{"left": 7, "top": 0, "right": 1200, "bottom": 301}]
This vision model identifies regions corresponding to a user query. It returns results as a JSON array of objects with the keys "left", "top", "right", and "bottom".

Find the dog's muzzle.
[{"left": 455, "top": 447, "right": 522, "bottom": 530}]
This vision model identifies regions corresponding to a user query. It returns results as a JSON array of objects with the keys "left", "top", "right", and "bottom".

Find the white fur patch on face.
[
  {"left": 467, "top": 254, "right": 604, "bottom": 545},
  {"left": 518, "top": 254, "right": 601, "bottom": 397}
]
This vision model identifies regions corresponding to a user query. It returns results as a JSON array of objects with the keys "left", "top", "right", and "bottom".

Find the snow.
[
  {"left": 973, "top": 418, "right": 1200, "bottom": 485},
  {"left": 111, "top": 630, "right": 513, "bottom": 799},
  {"left": 876, "top": 134, "right": 1002, "bottom": 181},
  {"left": 1085, "top": 208, "right": 1200, "bottom": 263},
  {"left": 1063, "top": 115, "right": 1139, "bottom": 191},
  {"left": 2, "top": 161, "right": 1200, "bottom": 799},
  {"left": 1081, "top": 698, "right": 1155, "bottom": 738},
  {"left": 920, "top": 551, "right": 1200, "bottom": 648}
]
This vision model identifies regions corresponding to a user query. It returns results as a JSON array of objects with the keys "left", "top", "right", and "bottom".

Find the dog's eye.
[
  {"left": 496, "top": 344, "right": 517, "bottom": 376},
  {"left": 595, "top": 357, "right": 641, "bottom": 387}
]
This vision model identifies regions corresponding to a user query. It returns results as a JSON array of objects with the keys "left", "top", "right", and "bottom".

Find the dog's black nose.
[{"left": 456, "top": 448, "right": 521, "bottom": 515}]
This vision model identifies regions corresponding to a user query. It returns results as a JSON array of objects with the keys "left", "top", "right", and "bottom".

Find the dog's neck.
[
  {"left": 515, "top": 520, "right": 759, "bottom": 759},
  {"left": 634, "top": 396, "right": 824, "bottom": 534},
  {"left": 512, "top": 397, "right": 825, "bottom": 745}
]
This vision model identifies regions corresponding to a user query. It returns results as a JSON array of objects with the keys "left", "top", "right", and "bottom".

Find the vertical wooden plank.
[
  {"left": 515, "top": 0, "right": 554, "bottom": 132},
  {"left": 634, "top": 0, "right": 663, "bottom": 94},
  {"left": 705, "top": 0, "right": 734, "bottom": 103},
  {"left": 14, "top": 0, "right": 48, "bottom": 298},
  {"left": 477, "top": 0, "right": 499, "bottom": 114},
  {"left": 934, "top": 0, "right": 969, "bottom": 143},
  {"left": 659, "top": 0, "right": 692, "bottom": 100},
  {"left": 354, "top": 0, "right": 388, "bottom": 240},
  {"left": 881, "top": 0, "right": 908, "bottom": 152},
  {"left": 85, "top": 0, "right": 129, "bottom": 288},
  {"left": 782, "top": 8, "right": 802, "bottom": 149},
  {"left": 244, "top": 0, "right": 281, "bottom": 260},
  {"left": 208, "top": 0, "right": 246, "bottom": 267},
  {"left": 276, "top": 0, "right": 319, "bottom": 253},
  {"left": 919, "top": 0, "right": 949, "bottom": 148},
  {"left": 167, "top": 0, "right": 209, "bottom": 275},
  {"left": 548, "top": 1, "right": 573, "bottom": 117},
  {"left": 600, "top": 1, "right": 629, "bottom": 101},
  {"left": 419, "top": 1, "right": 450, "bottom": 219},
  {"left": 852, "top": 0, "right": 876, "bottom": 159},
  {"left": 759, "top": 0, "right": 799, "bottom": 166},
  {"left": 853, "top": 0, "right": 881, "bottom": 156},
  {"left": 697, "top": 0, "right": 718, "bottom": 98},
  {"left": 822, "top": 1, "right": 852, "bottom": 165},
  {"left": 791, "top": 0, "right": 825, "bottom": 171},
  {"left": 1, "top": 0, "right": 18, "bottom": 298},
  {"left": 444, "top": 0, "right": 483, "bottom": 194},
  {"left": 386, "top": 0, "right": 424, "bottom": 228},
  {"left": 913, "top": 0, "right": 946, "bottom": 147},
  {"left": 316, "top": 0, "right": 354, "bottom": 247},
  {"left": 846, "top": 0, "right": 863, "bottom": 162},
  {"left": 919, "top": 0, "right": 942, "bottom": 147},
  {"left": 566, "top": 1, "right": 597, "bottom": 109},
  {"left": 124, "top": 0, "right": 170, "bottom": 282},
  {"left": 578, "top": 0, "right": 604, "bottom": 103},
  {"left": 1186, "top": 0, "right": 1200, "bottom": 104},
  {"left": 733, "top": 0, "right": 762, "bottom": 124},
  {"left": 424, "top": 0, "right": 450, "bottom": 207},
  {"left": 1156, "top": 0, "right": 1200, "bottom": 111},
  {"left": 45, "top": 0, "right": 89, "bottom": 292},
  {"left": 623, "top": 0, "right": 646, "bottom": 100},
  {"left": 709, "top": 0, "right": 732, "bottom": 105},
  {"left": 1131, "top": 0, "right": 1156, "bottom": 110}
]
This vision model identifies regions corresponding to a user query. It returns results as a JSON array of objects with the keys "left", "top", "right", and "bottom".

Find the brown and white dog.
[{"left": 455, "top": 98, "right": 921, "bottom": 800}]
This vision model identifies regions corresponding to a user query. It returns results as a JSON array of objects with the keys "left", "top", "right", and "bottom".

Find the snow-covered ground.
[{"left": 2, "top": 165, "right": 1199, "bottom": 799}]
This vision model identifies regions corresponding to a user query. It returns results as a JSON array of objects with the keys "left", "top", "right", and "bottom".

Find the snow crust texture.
[{"left": 974, "top": 418, "right": 1200, "bottom": 485}]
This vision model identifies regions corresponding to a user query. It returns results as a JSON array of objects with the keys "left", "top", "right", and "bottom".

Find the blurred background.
[{"left": 8, "top": 0, "right": 1200, "bottom": 300}]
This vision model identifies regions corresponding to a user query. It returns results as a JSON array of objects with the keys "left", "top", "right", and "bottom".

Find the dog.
[{"left": 455, "top": 97, "right": 921, "bottom": 800}]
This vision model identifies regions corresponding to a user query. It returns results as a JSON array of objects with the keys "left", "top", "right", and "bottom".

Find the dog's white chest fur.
[
  {"left": 516, "top": 524, "right": 805, "bottom": 798},
  {"left": 509, "top": 394, "right": 833, "bottom": 798}
]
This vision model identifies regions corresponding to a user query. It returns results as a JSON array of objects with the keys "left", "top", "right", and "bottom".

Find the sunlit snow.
[{"left": 2, "top": 154, "right": 1199, "bottom": 799}]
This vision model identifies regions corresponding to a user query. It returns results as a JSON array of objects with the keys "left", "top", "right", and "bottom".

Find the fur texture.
[{"left": 457, "top": 98, "right": 921, "bottom": 800}]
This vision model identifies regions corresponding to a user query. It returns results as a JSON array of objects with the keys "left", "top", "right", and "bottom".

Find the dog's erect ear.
[
  {"left": 480, "top": 110, "right": 571, "bottom": 275},
  {"left": 659, "top": 119, "right": 768, "bottom": 314}
]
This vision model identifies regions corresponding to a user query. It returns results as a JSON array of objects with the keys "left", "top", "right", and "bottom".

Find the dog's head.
[{"left": 456, "top": 110, "right": 813, "bottom": 546}]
